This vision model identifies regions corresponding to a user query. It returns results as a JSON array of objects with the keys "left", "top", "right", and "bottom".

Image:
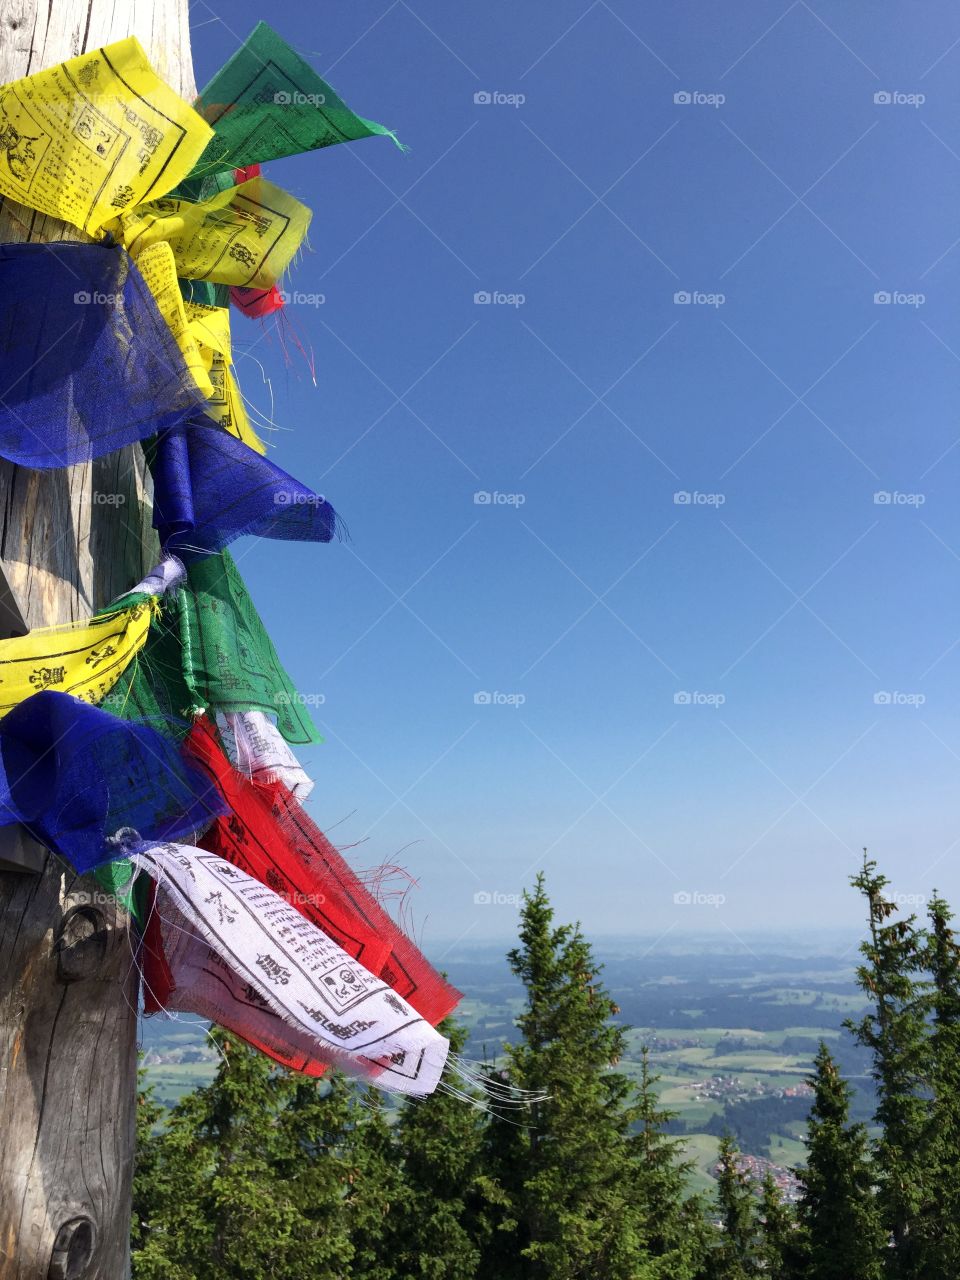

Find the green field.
[
  {"left": 147, "top": 1062, "right": 218, "bottom": 1107},
  {"left": 678, "top": 1134, "right": 723, "bottom": 1197}
]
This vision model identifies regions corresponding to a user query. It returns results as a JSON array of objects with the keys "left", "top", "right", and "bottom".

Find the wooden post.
[{"left": 0, "top": 4, "right": 196, "bottom": 1276}]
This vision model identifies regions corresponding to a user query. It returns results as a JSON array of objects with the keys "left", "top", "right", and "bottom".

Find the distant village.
[
  {"left": 684, "top": 1073, "right": 814, "bottom": 1104},
  {"left": 720, "top": 1152, "right": 803, "bottom": 1204}
]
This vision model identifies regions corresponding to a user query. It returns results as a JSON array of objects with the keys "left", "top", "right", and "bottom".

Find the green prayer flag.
[
  {"left": 100, "top": 608, "right": 199, "bottom": 737},
  {"left": 104, "top": 547, "right": 320, "bottom": 747},
  {"left": 179, "top": 278, "right": 229, "bottom": 308},
  {"left": 92, "top": 857, "right": 148, "bottom": 923},
  {"left": 102, "top": 551, "right": 320, "bottom": 745},
  {"left": 178, "top": 551, "right": 322, "bottom": 745},
  {"left": 188, "top": 22, "right": 403, "bottom": 181}
]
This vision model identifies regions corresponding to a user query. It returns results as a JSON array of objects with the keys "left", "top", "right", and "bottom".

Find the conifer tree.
[
  {"left": 272, "top": 1070, "right": 357, "bottom": 1278},
  {"left": 132, "top": 1031, "right": 353, "bottom": 1280},
  {"left": 381, "top": 1020, "right": 504, "bottom": 1279},
  {"left": 915, "top": 893, "right": 960, "bottom": 1273},
  {"left": 756, "top": 1173, "right": 794, "bottom": 1279},
  {"left": 792, "top": 1042, "right": 883, "bottom": 1280},
  {"left": 847, "top": 854, "right": 931, "bottom": 1277},
  {"left": 634, "top": 1045, "right": 712, "bottom": 1278},
  {"left": 131, "top": 1059, "right": 165, "bottom": 1258},
  {"left": 708, "top": 1133, "right": 759, "bottom": 1280},
  {"left": 483, "top": 874, "right": 657, "bottom": 1279},
  {"left": 133, "top": 1079, "right": 211, "bottom": 1280},
  {"left": 340, "top": 1085, "right": 405, "bottom": 1280}
]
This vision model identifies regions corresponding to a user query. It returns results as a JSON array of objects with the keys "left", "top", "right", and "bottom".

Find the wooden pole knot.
[
  {"left": 55, "top": 905, "right": 110, "bottom": 982},
  {"left": 48, "top": 1217, "right": 95, "bottom": 1280}
]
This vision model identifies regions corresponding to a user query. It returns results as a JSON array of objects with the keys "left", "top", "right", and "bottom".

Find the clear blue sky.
[{"left": 190, "top": 2, "right": 960, "bottom": 950}]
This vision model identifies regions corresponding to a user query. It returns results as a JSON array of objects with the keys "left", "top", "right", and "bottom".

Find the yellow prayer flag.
[
  {"left": 0, "top": 600, "right": 157, "bottom": 716},
  {"left": 223, "top": 367, "right": 267, "bottom": 455},
  {"left": 134, "top": 241, "right": 213, "bottom": 398},
  {"left": 183, "top": 301, "right": 268, "bottom": 454},
  {"left": 111, "top": 176, "right": 311, "bottom": 288},
  {"left": 0, "top": 38, "right": 213, "bottom": 234},
  {"left": 184, "top": 300, "right": 231, "bottom": 358}
]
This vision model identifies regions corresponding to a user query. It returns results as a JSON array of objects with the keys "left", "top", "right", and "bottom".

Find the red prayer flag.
[{"left": 184, "top": 716, "right": 461, "bottom": 1026}]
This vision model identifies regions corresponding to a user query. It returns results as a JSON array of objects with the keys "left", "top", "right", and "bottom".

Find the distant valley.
[{"left": 142, "top": 933, "right": 873, "bottom": 1195}]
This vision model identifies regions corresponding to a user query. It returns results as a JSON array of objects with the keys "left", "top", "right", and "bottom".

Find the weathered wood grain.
[{"left": 0, "top": 4, "right": 196, "bottom": 1276}]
